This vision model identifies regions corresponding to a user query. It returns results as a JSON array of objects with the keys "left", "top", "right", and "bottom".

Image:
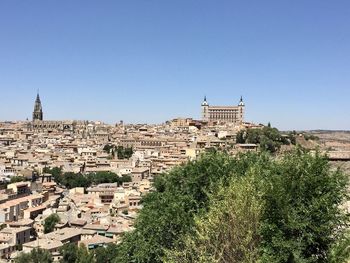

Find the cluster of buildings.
[{"left": 0, "top": 93, "right": 259, "bottom": 261}]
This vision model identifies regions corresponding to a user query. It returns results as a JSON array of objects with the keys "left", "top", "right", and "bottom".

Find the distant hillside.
[
  {"left": 295, "top": 136, "right": 320, "bottom": 149},
  {"left": 308, "top": 131, "right": 350, "bottom": 151}
]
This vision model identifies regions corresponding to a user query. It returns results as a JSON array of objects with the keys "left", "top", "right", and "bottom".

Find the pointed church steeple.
[
  {"left": 238, "top": 95, "right": 245, "bottom": 106},
  {"left": 33, "top": 92, "right": 43, "bottom": 121},
  {"left": 201, "top": 95, "right": 208, "bottom": 106}
]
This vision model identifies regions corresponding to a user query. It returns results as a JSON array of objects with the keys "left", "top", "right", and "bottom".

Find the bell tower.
[
  {"left": 201, "top": 96, "right": 209, "bottom": 121},
  {"left": 238, "top": 96, "right": 245, "bottom": 124},
  {"left": 32, "top": 93, "right": 43, "bottom": 121}
]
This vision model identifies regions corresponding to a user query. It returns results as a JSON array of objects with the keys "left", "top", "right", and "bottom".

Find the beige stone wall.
[{"left": 207, "top": 106, "right": 244, "bottom": 125}]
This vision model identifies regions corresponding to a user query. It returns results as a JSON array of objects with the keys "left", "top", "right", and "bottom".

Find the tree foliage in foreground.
[
  {"left": 329, "top": 229, "right": 350, "bottom": 263},
  {"left": 165, "top": 175, "right": 263, "bottom": 263},
  {"left": 59, "top": 243, "right": 119, "bottom": 263},
  {"left": 259, "top": 149, "right": 349, "bottom": 262},
  {"left": 114, "top": 149, "right": 349, "bottom": 263},
  {"left": 15, "top": 243, "right": 119, "bottom": 263},
  {"left": 15, "top": 248, "right": 52, "bottom": 263}
]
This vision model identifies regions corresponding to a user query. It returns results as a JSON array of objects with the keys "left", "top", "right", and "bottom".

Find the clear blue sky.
[{"left": 0, "top": 1, "right": 349, "bottom": 130}]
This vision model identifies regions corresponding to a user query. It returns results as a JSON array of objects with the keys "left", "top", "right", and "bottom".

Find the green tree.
[
  {"left": 329, "top": 229, "right": 350, "bottom": 263},
  {"left": 60, "top": 243, "right": 96, "bottom": 263},
  {"left": 59, "top": 243, "right": 78, "bottom": 263},
  {"left": 114, "top": 152, "right": 265, "bottom": 263},
  {"left": 60, "top": 172, "right": 89, "bottom": 189},
  {"left": 15, "top": 248, "right": 52, "bottom": 263},
  {"left": 236, "top": 130, "right": 245, "bottom": 143},
  {"left": 165, "top": 175, "right": 263, "bottom": 263},
  {"left": 15, "top": 252, "right": 31, "bottom": 263},
  {"left": 259, "top": 136, "right": 278, "bottom": 153},
  {"left": 259, "top": 149, "right": 349, "bottom": 262},
  {"left": 119, "top": 174, "right": 132, "bottom": 185},
  {"left": 103, "top": 144, "right": 113, "bottom": 153},
  {"left": 10, "top": 176, "right": 26, "bottom": 183},
  {"left": 114, "top": 150, "right": 349, "bottom": 263},
  {"left": 116, "top": 146, "right": 133, "bottom": 159},
  {"left": 55, "top": 171, "right": 132, "bottom": 190},
  {"left": 44, "top": 213, "right": 60, "bottom": 233},
  {"left": 237, "top": 125, "right": 293, "bottom": 153},
  {"left": 111, "top": 148, "right": 115, "bottom": 158},
  {"left": 289, "top": 131, "right": 297, "bottom": 145},
  {"left": 246, "top": 128, "right": 261, "bottom": 144},
  {"left": 43, "top": 167, "right": 62, "bottom": 183},
  {"left": 87, "top": 172, "right": 131, "bottom": 187},
  {"left": 76, "top": 244, "right": 94, "bottom": 263},
  {"left": 95, "top": 243, "right": 119, "bottom": 263},
  {"left": 95, "top": 247, "right": 109, "bottom": 263}
]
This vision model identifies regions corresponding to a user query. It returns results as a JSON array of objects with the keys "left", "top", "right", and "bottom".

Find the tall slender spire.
[
  {"left": 32, "top": 92, "right": 43, "bottom": 121},
  {"left": 239, "top": 95, "right": 245, "bottom": 106},
  {"left": 201, "top": 95, "right": 208, "bottom": 106}
]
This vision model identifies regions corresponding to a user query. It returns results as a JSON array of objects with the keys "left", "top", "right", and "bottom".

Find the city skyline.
[{"left": 1, "top": 1, "right": 350, "bottom": 130}]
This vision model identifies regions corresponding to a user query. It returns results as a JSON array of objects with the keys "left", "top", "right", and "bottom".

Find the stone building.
[
  {"left": 28, "top": 93, "right": 101, "bottom": 134},
  {"left": 201, "top": 96, "right": 245, "bottom": 125}
]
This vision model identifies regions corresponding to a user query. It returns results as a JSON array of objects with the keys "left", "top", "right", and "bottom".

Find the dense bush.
[
  {"left": 113, "top": 150, "right": 349, "bottom": 263},
  {"left": 259, "top": 149, "right": 349, "bottom": 262},
  {"left": 114, "top": 152, "right": 268, "bottom": 262},
  {"left": 165, "top": 175, "right": 263, "bottom": 263}
]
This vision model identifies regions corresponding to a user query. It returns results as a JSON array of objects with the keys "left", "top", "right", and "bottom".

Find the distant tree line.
[
  {"left": 43, "top": 167, "right": 131, "bottom": 189},
  {"left": 236, "top": 124, "right": 296, "bottom": 153},
  {"left": 103, "top": 145, "right": 133, "bottom": 159}
]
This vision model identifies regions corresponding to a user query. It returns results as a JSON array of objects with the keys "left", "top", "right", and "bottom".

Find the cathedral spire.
[
  {"left": 36, "top": 93, "right": 40, "bottom": 103},
  {"left": 33, "top": 92, "right": 43, "bottom": 121}
]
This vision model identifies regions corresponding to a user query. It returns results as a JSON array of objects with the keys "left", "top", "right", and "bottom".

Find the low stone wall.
[{"left": 327, "top": 151, "right": 350, "bottom": 161}]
